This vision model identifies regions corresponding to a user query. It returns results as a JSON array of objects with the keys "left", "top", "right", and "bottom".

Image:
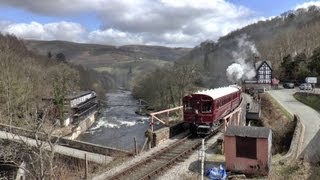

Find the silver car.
[{"left": 299, "top": 83, "right": 312, "bottom": 90}]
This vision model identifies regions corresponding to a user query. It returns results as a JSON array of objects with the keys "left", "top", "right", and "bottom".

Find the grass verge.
[
  {"left": 260, "top": 93, "right": 295, "bottom": 154},
  {"left": 294, "top": 92, "right": 320, "bottom": 112},
  {"left": 265, "top": 93, "right": 294, "bottom": 120}
]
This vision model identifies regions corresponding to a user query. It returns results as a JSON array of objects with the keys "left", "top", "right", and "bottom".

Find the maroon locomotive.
[{"left": 183, "top": 85, "right": 242, "bottom": 134}]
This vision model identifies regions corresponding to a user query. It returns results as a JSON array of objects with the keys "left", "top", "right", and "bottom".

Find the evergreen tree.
[
  {"left": 56, "top": 52, "right": 66, "bottom": 62},
  {"left": 47, "top": 51, "right": 52, "bottom": 59},
  {"left": 308, "top": 47, "right": 320, "bottom": 76}
]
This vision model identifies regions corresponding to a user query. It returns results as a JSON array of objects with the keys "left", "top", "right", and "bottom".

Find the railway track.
[{"left": 108, "top": 125, "right": 222, "bottom": 180}]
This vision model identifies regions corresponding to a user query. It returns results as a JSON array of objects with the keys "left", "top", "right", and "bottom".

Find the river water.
[{"left": 77, "top": 90, "right": 150, "bottom": 151}]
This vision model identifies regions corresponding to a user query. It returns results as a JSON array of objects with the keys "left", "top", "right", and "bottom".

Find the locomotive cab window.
[{"left": 202, "top": 101, "right": 212, "bottom": 113}]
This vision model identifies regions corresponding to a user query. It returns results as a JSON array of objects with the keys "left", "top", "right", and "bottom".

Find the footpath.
[{"left": 268, "top": 89, "right": 320, "bottom": 163}]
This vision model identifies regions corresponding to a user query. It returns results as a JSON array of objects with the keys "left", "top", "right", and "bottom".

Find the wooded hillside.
[
  {"left": 180, "top": 6, "right": 320, "bottom": 87},
  {"left": 0, "top": 34, "right": 112, "bottom": 126}
]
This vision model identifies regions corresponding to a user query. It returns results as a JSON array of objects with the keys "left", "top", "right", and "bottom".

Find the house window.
[{"left": 236, "top": 136, "right": 257, "bottom": 159}]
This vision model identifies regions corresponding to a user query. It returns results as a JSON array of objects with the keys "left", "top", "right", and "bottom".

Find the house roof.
[
  {"left": 255, "top": 61, "right": 272, "bottom": 70},
  {"left": 225, "top": 125, "right": 271, "bottom": 138},
  {"left": 42, "top": 91, "right": 95, "bottom": 101},
  {"left": 65, "top": 91, "right": 93, "bottom": 100}
]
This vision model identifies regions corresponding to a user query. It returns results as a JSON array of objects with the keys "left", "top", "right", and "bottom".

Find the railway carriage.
[{"left": 183, "top": 85, "right": 242, "bottom": 135}]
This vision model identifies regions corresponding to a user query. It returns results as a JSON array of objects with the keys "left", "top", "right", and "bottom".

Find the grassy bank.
[
  {"left": 294, "top": 92, "right": 320, "bottom": 112},
  {"left": 260, "top": 93, "right": 295, "bottom": 154},
  {"left": 266, "top": 93, "right": 294, "bottom": 120}
]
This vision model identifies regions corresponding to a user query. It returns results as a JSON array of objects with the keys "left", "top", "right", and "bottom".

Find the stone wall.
[
  {"left": 276, "top": 114, "right": 303, "bottom": 163},
  {"left": 65, "top": 111, "right": 97, "bottom": 140},
  {"left": 288, "top": 115, "right": 304, "bottom": 161},
  {"left": 58, "top": 138, "right": 132, "bottom": 157},
  {"left": 152, "top": 127, "right": 170, "bottom": 147},
  {"left": 243, "top": 83, "right": 272, "bottom": 91},
  {"left": 0, "top": 121, "right": 132, "bottom": 157}
]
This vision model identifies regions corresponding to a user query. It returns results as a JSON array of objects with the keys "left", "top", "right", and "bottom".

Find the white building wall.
[{"left": 70, "top": 93, "right": 94, "bottom": 108}]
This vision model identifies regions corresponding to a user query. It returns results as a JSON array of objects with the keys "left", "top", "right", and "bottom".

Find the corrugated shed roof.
[
  {"left": 225, "top": 125, "right": 271, "bottom": 138},
  {"left": 194, "top": 85, "right": 240, "bottom": 100}
]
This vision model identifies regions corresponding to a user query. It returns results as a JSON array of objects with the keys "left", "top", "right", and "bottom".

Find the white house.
[{"left": 255, "top": 61, "right": 272, "bottom": 84}]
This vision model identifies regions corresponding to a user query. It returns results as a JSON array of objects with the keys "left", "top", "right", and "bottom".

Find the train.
[{"left": 183, "top": 85, "right": 242, "bottom": 135}]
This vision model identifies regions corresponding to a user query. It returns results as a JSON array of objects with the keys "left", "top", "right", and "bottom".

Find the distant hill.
[
  {"left": 180, "top": 6, "right": 320, "bottom": 88},
  {"left": 25, "top": 40, "right": 191, "bottom": 88},
  {"left": 25, "top": 40, "right": 190, "bottom": 67}
]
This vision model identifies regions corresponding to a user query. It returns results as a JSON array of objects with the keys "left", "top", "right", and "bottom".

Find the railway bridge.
[
  {"left": 0, "top": 123, "right": 132, "bottom": 165},
  {"left": 93, "top": 93, "right": 250, "bottom": 180},
  {"left": 0, "top": 130, "right": 113, "bottom": 164},
  {"left": 147, "top": 93, "right": 249, "bottom": 147}
]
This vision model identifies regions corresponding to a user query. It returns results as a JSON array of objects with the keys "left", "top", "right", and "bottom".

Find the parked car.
[
  {"left": 283, "top": 82, "right": 295, "bottom": 89},
  {"left": 299, "top": 83, "right": 312, "bottom": 90}
]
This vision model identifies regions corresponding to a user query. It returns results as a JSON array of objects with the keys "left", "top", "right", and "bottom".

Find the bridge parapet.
[{"left": 0, "top": 123, "right": 132, "bottom": 157}]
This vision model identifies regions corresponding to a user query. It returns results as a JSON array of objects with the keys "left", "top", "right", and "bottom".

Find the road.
[
  {"left": 0, "top": 130, "right": 113, "bottom": 164},
  {"left": 268, "top": 88, "right": 320, "bottom": 162}
]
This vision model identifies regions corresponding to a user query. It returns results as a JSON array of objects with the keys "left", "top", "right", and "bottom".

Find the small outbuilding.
[
  {"left": 224, "top": 125, "right": 272, "bottom": 176},
  {"left": 42, "top": 91, "right": 97, "bottom": 126}
]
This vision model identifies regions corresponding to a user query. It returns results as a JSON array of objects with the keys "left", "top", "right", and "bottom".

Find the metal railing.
[{"left": 149, "top": 106, "right": 183, "bottom": 132}]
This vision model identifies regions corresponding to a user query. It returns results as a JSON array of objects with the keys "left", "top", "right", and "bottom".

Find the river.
[{"left": 77, "top": 90, "right": 150, "bottom": 151}]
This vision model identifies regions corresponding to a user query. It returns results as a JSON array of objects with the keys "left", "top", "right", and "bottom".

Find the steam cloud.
[{"left": 226, "top": 34, "right": 258, "bottom": 83}]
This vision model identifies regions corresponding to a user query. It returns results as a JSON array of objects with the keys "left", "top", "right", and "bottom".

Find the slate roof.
[
  {"left": 42, "top": 91, "right": 94, "bottom": 101},
  {"left": 255, "top": 61, "right": 272, "bottom": 70},
  {"left": 65, "top": 91, "right": 93, "bottom": 100},
  {"left": 225, "top": 125, "right": 271, "bottom": 138}
]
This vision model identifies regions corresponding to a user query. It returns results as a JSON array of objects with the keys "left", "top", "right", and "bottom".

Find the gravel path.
[{"left": 268, "top": 88, "right": 320, "bottom": 163}]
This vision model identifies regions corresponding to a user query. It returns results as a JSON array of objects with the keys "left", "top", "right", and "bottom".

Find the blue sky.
[
  {"left": 0, "top": 7, "right": 101, "bottom": 31},
  {"left": 229, "top": 0, "right": 309, "bottom": 16},
  {"left": 0, "top": 0, "right": 318, "bottom": 47}
]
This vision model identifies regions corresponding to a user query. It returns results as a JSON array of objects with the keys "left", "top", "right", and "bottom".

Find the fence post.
[
  {"left": 151, "top": 116, "right": 154, "bottom": 132},
  {"left": 134, "top": 137, "right": 137, "bottom": 155},
  {"left": 85, "top": 154, "right": 88, "bottom": 180},
  {"left": 201, "top": 139, "right": 205, "bottom": 180}
]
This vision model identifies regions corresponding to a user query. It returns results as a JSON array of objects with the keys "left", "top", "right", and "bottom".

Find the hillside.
[
  {"left": 0, "top": 34, "right": 114, "bottom": 126},
  {"left": 180, "top": 6, "right": 320, "bottom": 88},
  {"left": 25, "top": 40, "right": 191, "bottom": 88},
  {"left": 25, "top": 40, "right": 190, "bottom": 67}
]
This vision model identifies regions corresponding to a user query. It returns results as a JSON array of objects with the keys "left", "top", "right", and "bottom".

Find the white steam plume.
[{"left": 226, "top": 34, "right": 258, "bottom": 83}]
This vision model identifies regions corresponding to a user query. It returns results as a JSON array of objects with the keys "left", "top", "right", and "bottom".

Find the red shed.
[{"left": 224, "top": 125, "right": 272, "bottom": 176}]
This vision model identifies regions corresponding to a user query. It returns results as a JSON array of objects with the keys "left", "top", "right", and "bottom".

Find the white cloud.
[
  {"left": 88, "top": 29, "right": 143, "bottom": 45},
  {"left": 1, "top": 21, "right": 86, "bottom": 42},
  {"left": 295, "top": 1, "right": 320, "bottom": 10},
  {"left": 0, "top": 0, "right": 262, "bottom": 47},
  {"left": 0, "top": 0, "right": 105, "bottom": 15}
]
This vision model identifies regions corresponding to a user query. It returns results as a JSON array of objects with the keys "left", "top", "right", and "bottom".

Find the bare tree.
[{"left": 0, "top": 106, "right": 62, "bottom": 179}]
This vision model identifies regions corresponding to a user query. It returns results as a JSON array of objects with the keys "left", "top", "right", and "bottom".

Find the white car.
[{"left": 299, "top": 83, "right": 312, "bottom": 90}]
